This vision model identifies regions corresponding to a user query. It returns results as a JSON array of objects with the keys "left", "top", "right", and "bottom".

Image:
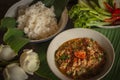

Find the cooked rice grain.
[{"left": 17, "top": 2, "right": 58, "bottom": 40}]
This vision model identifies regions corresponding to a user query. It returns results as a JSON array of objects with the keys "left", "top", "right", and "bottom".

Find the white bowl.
[
  {"left": 5, "top": 0, "right": 68, "bottom": 43},
  {"left": 47, "top": 28, "right": 115, "bottom": 80}
]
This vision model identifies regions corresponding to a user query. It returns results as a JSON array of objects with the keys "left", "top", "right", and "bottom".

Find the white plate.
[
  {"left": 5, "top": 0, "right": 68, "bottom": 43},
  {"left": 5, "top": 0, "right": 33, "bottom": 17},
  {"left": 98, "top": 25, "right": 120, "bottom": 28},
  {"left": 47, "top": 28, "right": 115, "bottom": 80}
]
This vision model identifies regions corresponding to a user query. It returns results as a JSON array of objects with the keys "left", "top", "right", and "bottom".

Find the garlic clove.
[
  {"left": 20, "top": 49, "right": 40, "bottom": 75},
  {"left": 3, "top": 63, "right": 28, "bottom": 80},
  {"left": 0, "top": 44, "right": 17, "bottom": 61}
]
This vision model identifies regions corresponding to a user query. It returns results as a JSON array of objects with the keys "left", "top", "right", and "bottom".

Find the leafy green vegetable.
[
  {"left": 98, "top": 0, "right": 114, "bottom": 8},
  {"left": 98, "top": 0, "right": 108, "bottom": 9},
  {"left": 69, "top": 0, "right": 111, "bottom": 28},
  {"left": 90, "top": 1, "right": 111, "bottom": 16},
  {"left": 78, "top": 0, "right": 91, "bottom": 8}
]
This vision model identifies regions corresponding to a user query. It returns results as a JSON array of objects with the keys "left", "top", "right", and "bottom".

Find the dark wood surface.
[{"left": 0, "top": 0, "right": 20, "bottom": 19}]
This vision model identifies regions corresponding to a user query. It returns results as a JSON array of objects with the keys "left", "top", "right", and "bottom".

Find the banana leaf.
[
  {"left": 0, "top": 17, "right": 16, "bottom": 29},
  {"left": 0, "top": 0, "right": 69, "bottom": 54},
  {"left": 3, "top": 28, "right": 30, "bottom": 53},
  {"left": 0, "top": 18, "right": 30, "bottom": 53},
  {"left": 34, "top": 26, "right": 120, "bottom": 80},
  {"left": 95, "top": 28, "right": 120, "bottom": 80}
]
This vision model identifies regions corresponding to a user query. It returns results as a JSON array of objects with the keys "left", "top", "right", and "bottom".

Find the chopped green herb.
[{"left": 60, "top": 54, "right": 69, "bottom": 60}]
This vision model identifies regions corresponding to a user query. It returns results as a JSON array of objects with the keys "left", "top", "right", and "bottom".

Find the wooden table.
[{"left": 0, "top": 0, "right": 20, "bottom": 19}]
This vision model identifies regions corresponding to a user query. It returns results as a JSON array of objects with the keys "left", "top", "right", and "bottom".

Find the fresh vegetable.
[
  {"left": 20, "top": 49, "right": 40, "bottom": 75},
  {"left": 69, "top": 0, "right": 120, "bottom": 28},
  {"left": 0, "top": 44, "right": 17, "bottom": 61},
  {"left": 98, "top": 0, "right": 114, "bottom": 10},
  {"left": 3, "top": 63, "right": 28, "bottom": 80},
  {"left": 69, "top": 0, "right": 111, "bottom": 28},
  {"left": 98, "top": 0, "right": 108, "bottom": 10},
  {"left": 104, "top": 2, "right": 114, "bottom": 13},
  {"left": 104, "top": 2, "right": 120, "bottom": 24}
]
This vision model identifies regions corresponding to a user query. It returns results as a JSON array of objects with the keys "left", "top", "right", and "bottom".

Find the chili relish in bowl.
[
  {"left": 55, "top": 38, "right": 106, "bottom": 80},
  {"left": 47, "top": 28, "right": 115, "bottom": 80}
]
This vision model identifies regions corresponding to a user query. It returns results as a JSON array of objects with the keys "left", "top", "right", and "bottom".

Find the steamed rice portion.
[{"left": 17, "top": 2, "right": 59, "bottom": 40}]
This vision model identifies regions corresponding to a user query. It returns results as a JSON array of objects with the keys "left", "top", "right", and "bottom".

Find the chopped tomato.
[
  {"left": 74, "top": 50, "right": 86, "bottom": 59},
  {"left": 73, "top": 57, "right": 78, "bottom": 62}
]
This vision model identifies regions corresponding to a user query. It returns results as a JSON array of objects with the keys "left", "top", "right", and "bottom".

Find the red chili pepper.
[
  {"left": 104, "top": 2, "right": 113, "bottom": 13},
  {"left": 112, "top": 8, "right": 120, "bottom": 16},
  {"left": 104, "top": 16, "right": 120, "bottom": 22},
  {"left": 104, "top": 2, "right": 120, "bottom": 25}
]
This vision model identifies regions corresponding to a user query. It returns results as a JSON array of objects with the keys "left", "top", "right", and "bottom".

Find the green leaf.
[
  {"left": 33, "top": 28, "right": 120, "bottom": 80},
  {"left": 3, "top": 28, "right": 24, "bottom": 39},
  {"left": 3, "top": 28, "right": 30, "bottom": 53},
  {"left": 42, "top": 0, "right": 55, "bottom": 7},
  {"left": 34, "top": 42, "right": 59, "bottom": 80},
  {"left": 0, "top": 17, "right": 29, "bottom": 54},
  {"left": 94, "top": 28, "right": 120, "bottom": 80},
  {"left": 53, "top": 0, "right": 69, "bottom": 19},
  {"left": 0, "top": 17, "right": 16, "bottom": 29}
]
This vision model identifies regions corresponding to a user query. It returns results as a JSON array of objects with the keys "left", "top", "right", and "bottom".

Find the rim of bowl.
[
  {"left": 4, "top": 0, "right": 68, "bottom": 43},
  {"left": 47, "top": 28, "right": 115, "bottom": 80},
  {"left": 98, "top": 25, "right": 120, "bottom": 28}
]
